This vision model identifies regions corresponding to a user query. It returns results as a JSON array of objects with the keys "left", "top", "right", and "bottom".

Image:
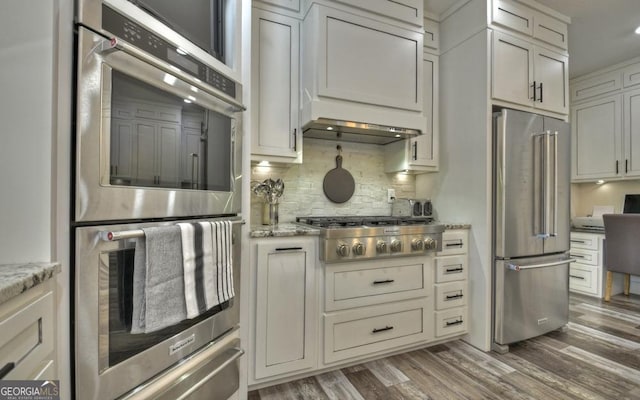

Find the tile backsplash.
[{"left": 250, "top": 139, "right": 416, "bottom": 224}]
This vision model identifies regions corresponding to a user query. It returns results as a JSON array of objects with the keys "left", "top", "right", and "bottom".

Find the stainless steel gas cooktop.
[{"left": 296, "top": 216, "right": 445, "bottom": 263}]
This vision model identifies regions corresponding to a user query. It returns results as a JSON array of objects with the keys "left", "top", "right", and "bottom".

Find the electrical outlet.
[{"left": 387, "top": 189, "right": 396, "bottom": 203}]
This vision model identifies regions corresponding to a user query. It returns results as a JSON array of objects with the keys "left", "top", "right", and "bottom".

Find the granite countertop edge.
[
  {"left": 250, "top": 223, "right": 321, "bottom": 238},
  {"left": 0, "top": 262, "right": 61, "bottom": 305},
  {"left": 250, "top": 222, "right": 470, "bottom": 237},
  {"left": 443, "top": 223, "right": 472, "bottom": 230}
]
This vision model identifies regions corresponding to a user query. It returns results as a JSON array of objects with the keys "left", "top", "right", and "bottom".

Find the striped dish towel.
[{"left": 178, "top": 220, "right": 235, "bottom": 319}]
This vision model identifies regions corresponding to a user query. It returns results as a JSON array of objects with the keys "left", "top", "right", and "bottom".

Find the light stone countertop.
[
  {"left": 443, "top": 223, "right": 472, "bottom": 230},
  {"left": 250, "top": 223, "right": 321, "bottom": 238},
  {"left": 0, "top": 262, "right": 61, "bottom": 305}
]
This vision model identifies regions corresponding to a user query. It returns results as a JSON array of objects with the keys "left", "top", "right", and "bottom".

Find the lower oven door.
[
  {"left": 74, "top": 217, "right": 241, "bottom": 400},
  {"left": 121, "top": 331, "right": 243, "bottom": 400}
]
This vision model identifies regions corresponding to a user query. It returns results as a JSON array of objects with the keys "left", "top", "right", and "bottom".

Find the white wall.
[
  {"left": 572, "top": 180, "right": 640, "bottom": 216},
  {"left": 250, "top": 139, "right": 417, "bottom": 224},
  {"left": 0, "top": 1, "right": 54, "bottom": 263}
]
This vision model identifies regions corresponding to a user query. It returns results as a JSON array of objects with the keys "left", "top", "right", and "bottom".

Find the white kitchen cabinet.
[
  {"left": 424, "top": 17, "right": 439, "bottom": 51},
  {"left": 384, "top": 51, "right": 439, "bottom": 173},
  {"left": 623, "top": 87, "right": 640, "bottom": 178},
  {"left": 331, "top": 0, "right": 423, "bottom": 27},
  {"left": 492, "top": 31, "right": 568, "bottom": 115},
  {"left": 322, "top": 255, "right": 434, "bottom": 365},
  {"left": 1, "top": 279, "right": 56, "bottom": 380},
  {"left": 251, "top": 8, "right": 302, "bottom": 164},
  {"left": 434, "top": 230, "right": 469, "bottom": 339},
  {"left": 255, "top": 0, "right": 300, "bottom": 13},
  {"left": 491, "top": 0, "right": 568, "bottom": 50},
  {"left": 571, "top": 95, "right": 622, "bottom": 181},
  {"left": 569, "top": 232, "right": 610, "bottom": 297},
  {"left": 252, "top": 237, "right": 317, "bottom": 381},
  {"left": 301, "top": 4, "right": 425, "bottom": 130},
  {"left": 623, "top": 63, "right": 640, "bottom": 88}
]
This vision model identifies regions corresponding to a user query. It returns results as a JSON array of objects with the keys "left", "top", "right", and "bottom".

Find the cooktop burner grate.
[{"left": 296, "top": 215, "right": 433, "bottom": 228}]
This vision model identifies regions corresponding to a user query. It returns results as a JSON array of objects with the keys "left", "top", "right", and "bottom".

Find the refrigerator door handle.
[
  {"left": 533, "top": 132, "right": 548, "bottom": 238},
  {"left": 545, "top": 131, "right": 558, "bottom": 237},
  {"left": 507, "top": 258, "right": 576, "bottom": 271}
]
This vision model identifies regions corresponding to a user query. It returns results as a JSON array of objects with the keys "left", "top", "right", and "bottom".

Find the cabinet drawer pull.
[
  {"left": 372, "top": 325, "right": 394, "bottom": 334},
  {"left": 293, "top": 128, "right": 297, "bottom": 152},
  {"left": 413, "top": 141, "right": 418, "bottom": 161},
  {"left": 373, "top": 279, "right": 395, "bottom": 285},
  {"left": 445, "top": 241, "right": 463, "bottom": 248},
  {"left": 446, "top": 319, "right": 463, "bottom": 327},
  {"left": 616, "top": 160, "right": 619, "bottom": 174},
  {"left": 570, "top": 274, "right": 585, "bottom": 280},
  {"left": 444, "top": 266, "right": 463, "bottom": 273},
  {"left": 626, "top": 159, "right": 629, "bottom": 173},
  {"left": 275, "top": 247, "right": 303, "bottom": 251},
  {"left": 570, "top": 254, "right": 586, "bottom": 259},
  {"left": 570, "top": 239, "right": 586, "bottom": 244},
  {"left": 0, "top": 362, "right": 15, "bottom": 379},
  {"left": 445, "top": 293, "right": 464, "bottom": 300}
]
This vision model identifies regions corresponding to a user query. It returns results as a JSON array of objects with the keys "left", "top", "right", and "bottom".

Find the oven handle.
[
  {"left": 101, "top": 219, "right": 245, "bottom": 241},
  {"left": 99, "top": 37, "right": 246, "bottom": 112}
]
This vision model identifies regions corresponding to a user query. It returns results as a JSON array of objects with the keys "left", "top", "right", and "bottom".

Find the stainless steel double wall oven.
[{"left": 73, "top": 0, "right": 245, "bottom": 398}]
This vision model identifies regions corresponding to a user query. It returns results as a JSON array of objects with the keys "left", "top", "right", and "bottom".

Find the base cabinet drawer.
[
  {"left": 325, "top": 258, "right": 431, "bottom": 311},
  {"left": 569, "top": 264, "right": 598, "bottom": 296},
  {"left": 569, "top": 248, "right": 599, "bottom": 266},
  {"left": 570, "top": 233, "right": 600, "bottom": 250},
  {"left": 434, "top": 307, "right": 467, "bottom": 338},
  {"left": 435, "top": 281, "right": 466, "bottom": 310},
  {"left": 324, "top": 299, "right": 429, "bottom": 364},
  {"left": 437, "top": 230, "right": 468, "bottom": 256},
  {"left": 434, "top": 255, "right": 467, "bottom": 283}
]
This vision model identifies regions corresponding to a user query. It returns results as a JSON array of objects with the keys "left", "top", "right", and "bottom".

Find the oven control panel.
[{"left": 322, "top": 234, "right": 442, "bottom": 263}]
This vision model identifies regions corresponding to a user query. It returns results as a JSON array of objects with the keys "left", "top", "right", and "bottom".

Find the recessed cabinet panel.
[
  {"left": 624, "top": 88, "right": 640, "bottom": 177},
  {"left": 571, "top": 71, "right": 622, "bottom": 103},
  {"left": 492, "top": 0, "right": 534, "bottom": 36},
  {"left": 623, "top": 63, "right": 640, "bottom": 88},
  {"left": 254, "top": 239, "right": 316, "bottom": 380},
  {"left": 321, "top": 12, "right": 421, "bottom": 111},
  {"left": 533, "top": 11, "right": 568, "bottom": 50},
  {"left": 571, "top": 95, "right": 622, "bottom": 181},
  {"left": 534, "top": 47, "right": 568, "bottom": 114},
  {"left": 251, "top": 9, "right": 300, "bottom": 161},
  {"left": 492, "top": 32, "right": 533, "bottom": 107}
]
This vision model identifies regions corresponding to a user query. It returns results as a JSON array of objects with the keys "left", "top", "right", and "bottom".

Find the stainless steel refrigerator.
[{"left": 492, "top": 108, "right": 572, "bottom": 352}]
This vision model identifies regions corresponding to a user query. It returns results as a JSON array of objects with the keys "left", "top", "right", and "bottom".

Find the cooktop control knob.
[
  {"left": 411, "top": 238, "right": 424, "bottom": 251},
  {"left": 424, "top": 237, "right": 436, "bottom": 250},
  {"left": 337, "top": 243, "right": 350, "bottom": 257},
  {"left": 390, "top": 239, "right": 402, "bottom": 253},
  {"left": 376, "top": 240, "right": 388, "bottom": 253},
  {"left": 353, "top": 242, "right": 366, "bottom": 256}
]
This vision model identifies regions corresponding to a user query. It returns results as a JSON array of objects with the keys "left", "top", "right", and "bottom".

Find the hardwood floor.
[{"left": 248, "top": 293, "right": 640, "bottom": 400}]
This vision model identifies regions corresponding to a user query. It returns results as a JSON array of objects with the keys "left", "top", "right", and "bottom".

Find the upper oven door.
[{"left": 75, "top": 26, "right": 243, "bottom": 222}]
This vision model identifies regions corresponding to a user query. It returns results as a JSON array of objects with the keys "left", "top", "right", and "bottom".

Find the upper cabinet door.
[
  {"left": 624, "top": 88, "right": 640, "bottom": 178},
  {"left": 533, "top": 47, "right": 568, "bottom": 115},
  {"left": 532, "top": 11, "right": 568, "bottom": 50},
  {"left": 571, "top": 95, "right": 622, "bottom": 181},
  {"left": 492, "top": 31, "right": 534, "bottom": 107},
  {"left": 251, "top": 9, "right": 301, "bottom": 162},
  {"left": 492, "top": 0, "right": 534, "bottom": 36}
]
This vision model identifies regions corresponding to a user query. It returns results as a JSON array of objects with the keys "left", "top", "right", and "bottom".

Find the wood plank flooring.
[{"left": 248, "top": 293, "right": 640, "bottom": 399}]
